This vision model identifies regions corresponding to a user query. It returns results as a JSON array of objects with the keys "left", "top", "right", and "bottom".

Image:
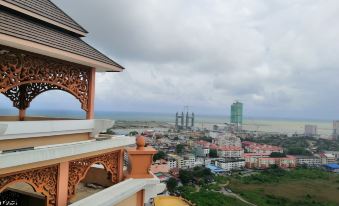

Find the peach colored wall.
[
  {"left": 114, "top": 190, "right": 144, "bottom": 206},
  {"left": 0, "top": 133, "right": 90, "bottom": 151},
  {"left": 115, "top": 193, "right": 137, "bottom": 206},
  {"left": 81, "top": 167, "right": 113, "bottom": 187}
]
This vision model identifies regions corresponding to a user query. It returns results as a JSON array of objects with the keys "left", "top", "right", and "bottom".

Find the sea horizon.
[{"left": 0, "top": 108, "right": 334, "bottom": 136}]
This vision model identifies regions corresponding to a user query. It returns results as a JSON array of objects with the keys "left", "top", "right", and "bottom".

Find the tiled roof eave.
[{"left": 0, "top": 10, "right": 124, "bottom": 72}]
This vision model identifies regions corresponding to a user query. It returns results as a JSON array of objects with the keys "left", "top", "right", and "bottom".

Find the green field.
[
  {"left": 229, "top": 168, "right": 339, "bottom": 206},
  {"left": 179, "top": 186, "right": 249, "bottom": 206}
]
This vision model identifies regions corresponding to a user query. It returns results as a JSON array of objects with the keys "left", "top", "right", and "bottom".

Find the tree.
[
  {"left": 176, "top": 144, "right": 185, "bottom": 154},
  {"left": 179, "top": 169, "right": 193, "bottom": 185},
  {"left": 269, "top": 152, "right": 286, "bottom": 158},
  {"left": 287, "top": 147, "right": 312, "bottom": 156},
  {"left": 166, "top": 178, "right": 178, "bottom": 194},
  {"left": 199, "top": 136, "right": 212, "bottom": 143},
  {"left": 153, "top": 151, "right": 166, "bottom": 162},
  {"left": 129, "top": 131, "right": 138, "bottom": 136},
  {"left": 209, "top": 149, "right": 218, "bottom": 158}
]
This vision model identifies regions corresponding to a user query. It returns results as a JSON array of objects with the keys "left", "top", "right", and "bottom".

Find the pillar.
[
  {"left": 86, "top": 68, "right": 96, "bottom": 119},
  {"left": 57, "top": 162, "right": 69, "bottom": 206},
  {"left": 18, "top": 85, "right": 27, "bottom": 121},
  {"left": 125, "top": 136, "right": 157, "bottom": 179},
  {"left": 19, "top": 109, "right": 26, "bottom": 121},
  {"left": 137, "top": 190, "right": 145, "bottom": 206}
]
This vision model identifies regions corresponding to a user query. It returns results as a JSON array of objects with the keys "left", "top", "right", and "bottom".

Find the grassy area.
[
  {"left": 178, "top": 186, "right": 249, "bottom": 206},
  {"left": 229, "top": 168, "right": 339, "bottom": 206}
]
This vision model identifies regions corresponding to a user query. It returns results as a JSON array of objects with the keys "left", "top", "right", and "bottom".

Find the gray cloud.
[{"left": 2, "top": 0, "right": 339, "bottom": 119}]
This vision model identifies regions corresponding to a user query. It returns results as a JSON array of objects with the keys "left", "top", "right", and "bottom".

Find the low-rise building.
[
  {"left": 304, "top": 125, "right": 317, "bottom": 137},
  {"left": 168, "top": 154, "right": 196, "bottom": 169},
  {"left": 215, "top": 159, "right": 245, "bottom": 171},
  {"left": 242, "top": 141, "right": 283, "bottom": 154},
  {"left": 295, "top": 156, "right": 321, "bottom": 167},
  {"left": 244, "top": 153, "right": 296, "bottom": 169},
  {"left": 318, "top": 153, "right": 337, "bottom": 164},
  {"left": 217, "top": 146, "right": 244, "bottom": 158},
  {"left": 195, "top": 145, "right": 210, "bottom": 157},
  {"left": 167, "top": 158, "right": 177, "bottom": 169},
  {"left": 244, "top": 153, "right": 269, "bottom": 168},
  {"left": 275, "top": 156, "right": 297, "bottom": 169},
  {"left": 324, "top": 151, "right": 339, "bottom": 160},
  {"left": 213, "top": 132, "right": 241, "bottom": 147},
  {"left": 206, "top": 164, "right": 226, "bottom": 174}
]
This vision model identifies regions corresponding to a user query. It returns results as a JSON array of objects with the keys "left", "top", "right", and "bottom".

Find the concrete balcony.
[
  {"left": 0, "top": 135, "right": 135, "bottom": 170},
  {"left": 0, "top": 118, "right": 116, "bottom": 152},
  {"left": 0, "top": 115, "right": 163, "bottom": 206},
  {"left": 69, "top": 176, "right": 165, "bottom": 206}
]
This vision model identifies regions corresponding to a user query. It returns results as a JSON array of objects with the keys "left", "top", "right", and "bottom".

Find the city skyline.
[{"left": 1, "top": 0, "right": 339, "bottom": 119}]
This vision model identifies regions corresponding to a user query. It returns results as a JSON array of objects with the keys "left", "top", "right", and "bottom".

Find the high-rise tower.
[{"left": 230, "top": 101, "right": 243, "bottom": 130}]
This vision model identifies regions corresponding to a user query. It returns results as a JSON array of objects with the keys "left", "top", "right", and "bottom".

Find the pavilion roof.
[
  {"left": 0, "top": 9, "right": 124, "bottom": 72},
  {"left": 1, "top": 0, "right": 87, "bottom": 36}
]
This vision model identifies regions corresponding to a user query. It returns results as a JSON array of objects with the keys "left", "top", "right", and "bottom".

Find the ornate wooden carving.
[
  {"left": 0, "top": 46, "right": 90, "bottom": 111},
  {"left": 0, "top": 165, "right": 59, "bottom": 206},
  {"left": 68, "top": 151, "right": 120, "bottom": 199}
]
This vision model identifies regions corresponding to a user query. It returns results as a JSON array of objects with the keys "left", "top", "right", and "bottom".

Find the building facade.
[
  {"left": 230, "top": 101, "right": 243, "bottom": 129},
  {"left": 213, "top": 132, "right": 241, "bottom": 147},
  {"left": 242, "top": 141, "right": 284, "bottom": 154},
  {"left": 295, "top": 156, "right": 321, "bottom": 167},
  {"left": 244, "top": 154, "right": 296, "bottom": 169},
  {"left": 333, "top": 120, "right": 339, "bottom": 140},
  {"left": 168, "top": 154, "right": 196, "bottom": 169},
  {"left": 217, "top": 146, "right": 244, "bottom": 158},
  {"left": 167, "top": 158, "right": 177, "bottom": 169},
  {"left": 215, "top": 159, "right": 245, "bottom": 171},
  {"left": 304, "top": 125, "right": 317, "bottom": 137}
]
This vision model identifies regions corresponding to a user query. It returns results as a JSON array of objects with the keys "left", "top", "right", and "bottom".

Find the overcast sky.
[{"left": 2, "top": 0, "right": 339, "bottom": 119}]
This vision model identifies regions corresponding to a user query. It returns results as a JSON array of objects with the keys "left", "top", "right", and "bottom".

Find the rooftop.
[{"left": 324, "top": 164, "right": 339, "bottom": 169}]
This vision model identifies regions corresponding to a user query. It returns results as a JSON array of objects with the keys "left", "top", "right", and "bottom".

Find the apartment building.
[
  {"left": 168, "top": 154, "right": 196, "bottom": 169},
  {"left": 215, "top": 159, "right": 245, "bottom": 171},
  {"left": 217, "top": 146, "right": 244, "bottom": 158},
  {"left": 242, "top": 141, "right": 283, "bottom": 154},
  {"left": 167, "top": 158, "right": 177, "bottom": 169},
  {"left": 213, "top": 132, "right": 241, "bottom": 147},
  {"left": 244, "top": 154, "right": 296, "bottom": 169},
  {"left": 295, "top": 156, "right": 321, "bottom": 167}
]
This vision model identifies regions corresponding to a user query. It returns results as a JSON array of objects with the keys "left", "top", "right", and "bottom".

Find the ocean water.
[{"left": 0, "top": 109, "right": 333, "bottom": 137}]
